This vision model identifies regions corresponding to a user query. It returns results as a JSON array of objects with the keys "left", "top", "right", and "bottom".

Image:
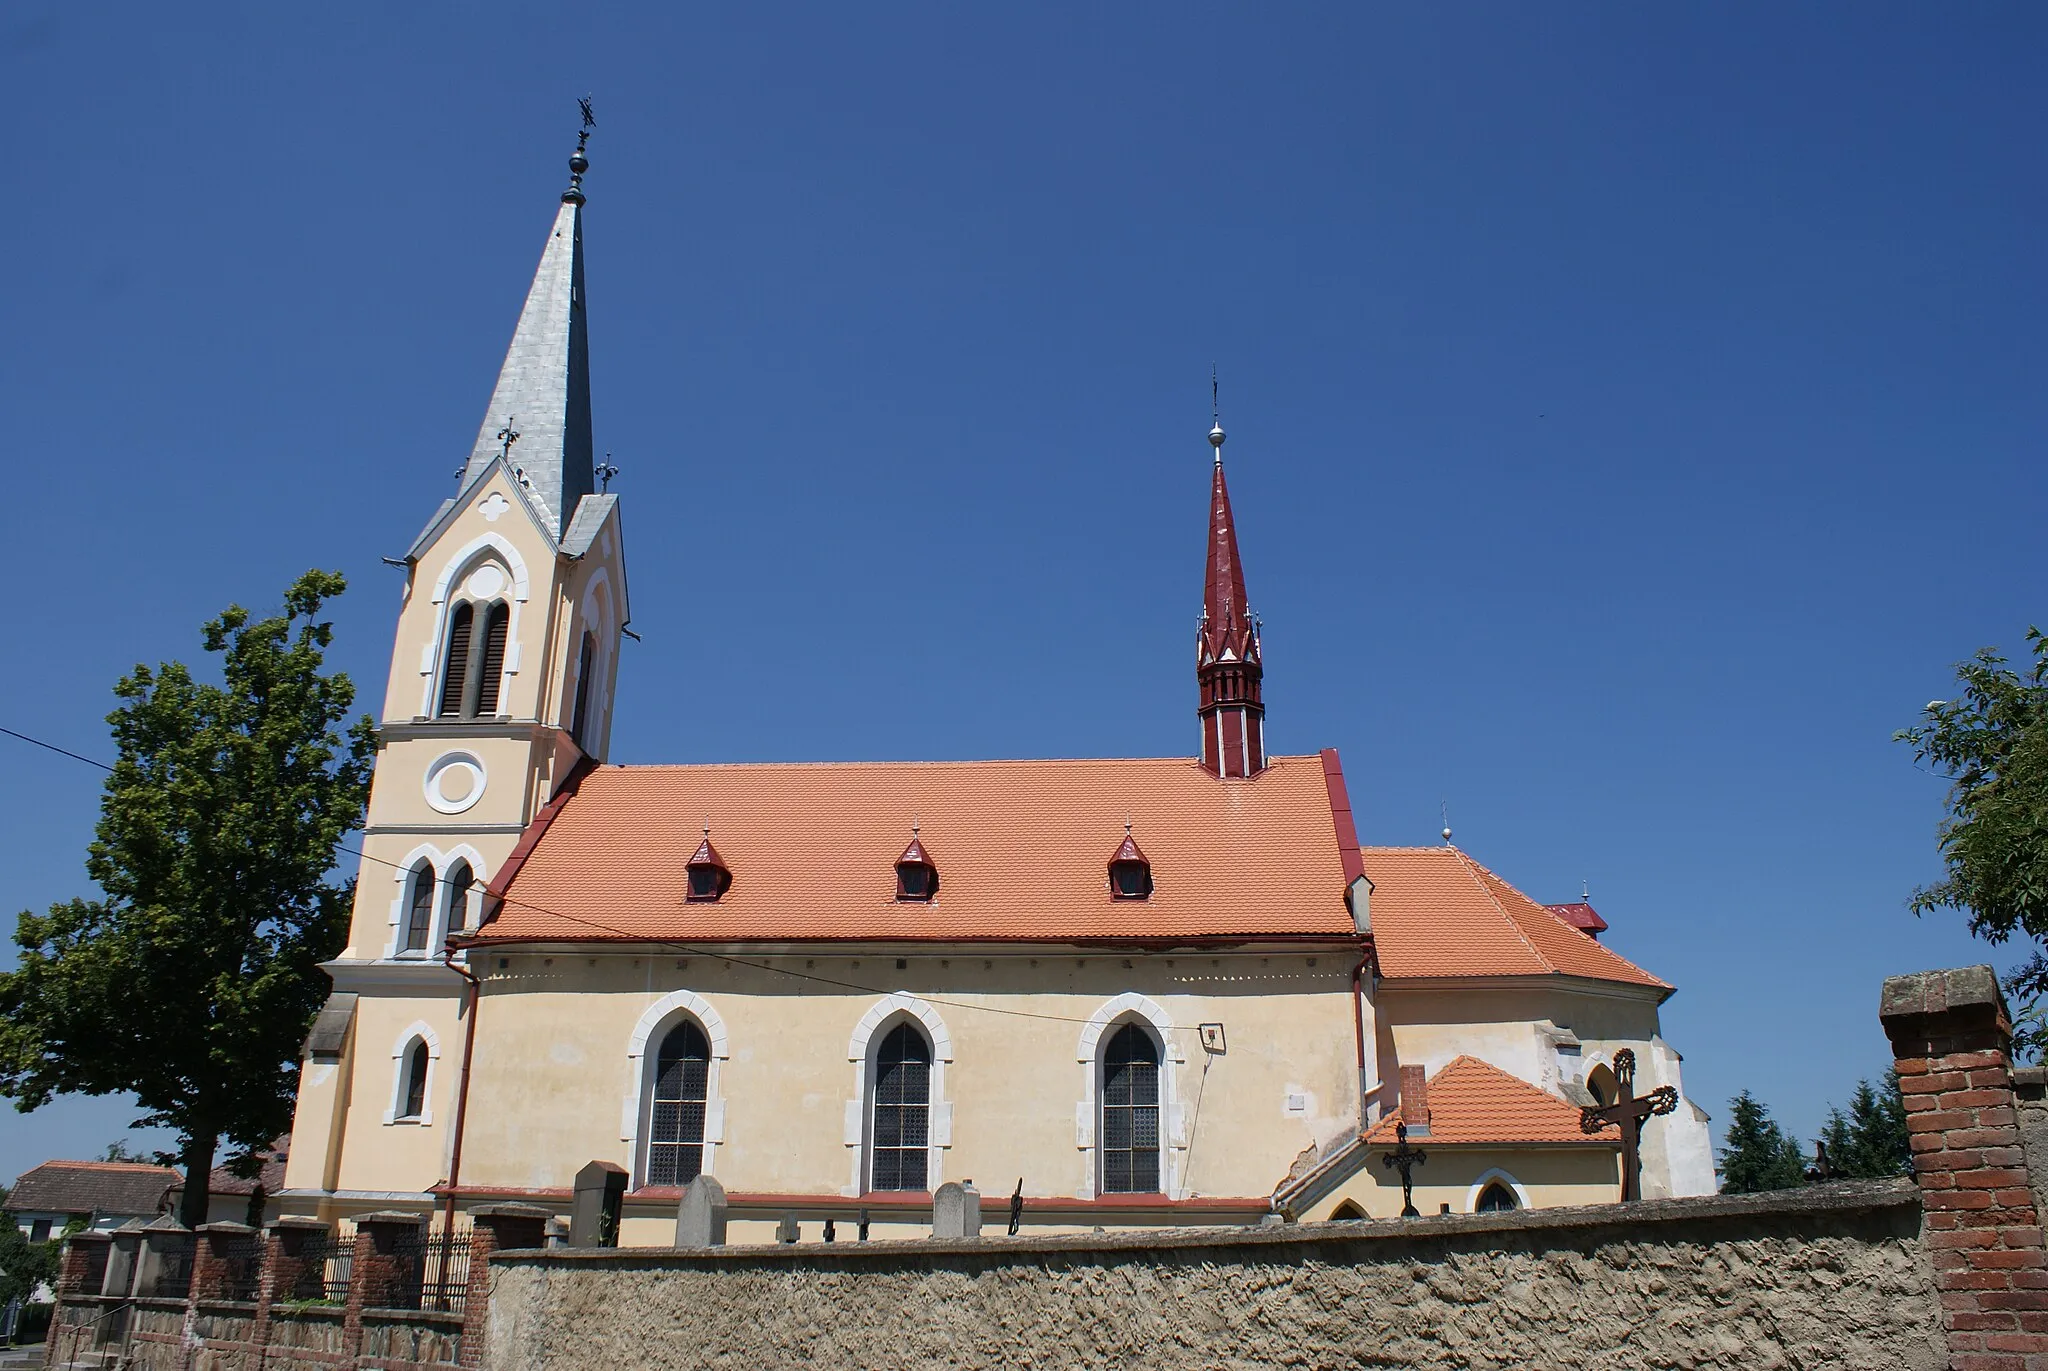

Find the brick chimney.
[{"left": 1398, "top": 1064, "right": 1430, "bottom": 1131}]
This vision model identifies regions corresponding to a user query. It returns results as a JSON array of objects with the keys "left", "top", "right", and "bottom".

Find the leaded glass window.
[
  {"left": 647, "top": 1021, "right": 710, "bottom": 1186},
  {"left": 403, "top": 862, "right": 436, "bottom": 953},
  {"left": 869, "top": 1023, "right": 931, "bottom": 1191},
  {"left": 1100, "top": 1023, "right": 1161, "bottom": 1193}
]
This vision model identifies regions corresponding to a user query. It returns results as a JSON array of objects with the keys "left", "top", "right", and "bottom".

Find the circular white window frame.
[{"left": 423, "top": 751, "right": 488, "bottom": 815}]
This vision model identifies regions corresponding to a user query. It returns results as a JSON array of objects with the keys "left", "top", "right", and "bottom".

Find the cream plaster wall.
[
  {"left": 391, "top": 949, "right": 1363, "bottom": 1206},
  {"left": 1316, "top": 1145, "right": 1621, "bottom": 1221}
]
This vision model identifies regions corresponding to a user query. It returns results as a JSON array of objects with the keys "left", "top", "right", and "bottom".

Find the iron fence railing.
[
  {"left": 219, "top": 1234, "right": 264, "bottom": 1302},
  {"left": 385, "top": 1223, "right": 471, "bottom": 1314},
  {"left": 154, "top": 1237, "right": 196, "bottom": 1300}
]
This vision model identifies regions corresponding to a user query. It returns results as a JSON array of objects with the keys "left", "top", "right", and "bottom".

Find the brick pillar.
[
  {"left": 192, "top": 1222, "right": 254, "bottom": 1301},
  {"left": 244, "top": 1218, "right": 326, "bottom": 1370},
  {"left": 343, "top": 1213, "right": 425, "bottom": 1361},
  {"left": 1882, "top": 964, "right": 2048, "bottom": 1369},
  {"left": 459, "top": 1205, "right": 551, "bottom": 1369},
  {"left": 44, "top": 1233, "right": 112, "bottom": 1371}
]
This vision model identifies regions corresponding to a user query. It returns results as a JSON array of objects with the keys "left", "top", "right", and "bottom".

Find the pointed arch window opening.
[
  {"left": 400, "top": 1041, "right": 430, "bottom": 1121},
  {"left": 1100, "top": 1022, "right": 1163, "bottom": 1194},
  {"left": 402, "top": 861, "right": 437, "bottom": 954},
  {"left": 869, "top": 1022, "right": 932, "bottom": 1192},
  {"left": 571, "top": 632, "right": 597, "bottom": 750},
  {"left": 436, "top": 583, "right": 511, "bottom": 721},
  {"left": 445, "top": 860, "right": 476, "bottom": 934},
  {"left": 645, "top": 1020, "right": 711, "bottom": 1187},
  {"left": 1475, "top": 1182, "right": 1518, "bottom": 1213}
]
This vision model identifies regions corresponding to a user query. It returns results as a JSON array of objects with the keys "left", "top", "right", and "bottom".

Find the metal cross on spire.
[
  {"left": 596, "top": 455, "right": 619, "bottom": 492},
  {"left": 496, "top": 420, "right": 521, "bottom": 462},
  {"left": 1380, "top": 1122, "right": 1428, "bottom": 1218},
  {"left": 1580, "top": 1048, "right": 1679, "bottom": 1202}
]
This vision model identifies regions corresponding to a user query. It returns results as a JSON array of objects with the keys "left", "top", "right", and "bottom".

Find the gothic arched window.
[
  {"left": 438, "top": 604, "right": 474, "bottom": 717},
  {"left": 646, "top": 1021, "right": 711, "bottom": 1187},
  {"left": 1475, "top": 1182, "right": 1519, "bottom": 1213},
  {"left": 1100, "top": 1023, "right": 1162, "bottom": 1194},
  {"left": 403, "top": 861, "right": 437, "bottom": 953},
  {"left": 400, "top": 1040, "right": 430, "bottom": 1120},
  {"left": 869, "top": 1022, "right": 932, "bottom": 1192},
  {"left": 445, "top": 860, "right": 475, "bottom": 934},
  {"left": 474, "top": 602, "right": 510, "bottom": 715}
]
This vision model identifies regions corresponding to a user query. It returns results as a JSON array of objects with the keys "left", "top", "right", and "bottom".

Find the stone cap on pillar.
[
  {"left": 143, "top": 1214, "right": 191, "bottom": 1232},
  {"left": 354, "top": 1211, "right": 429, "bottom": 1228},
  {"left": 65, "top": 1230, "right": 112, "bottom": 1243},
  {"left": 267, "top": 1217, "right": 333, "bottom": 1233},
  {"left": 1879, "top": 964, "right": 2011, "bottom": 1039},
  {"left": 199, "top": 1221, "right": 256, "bottom": 1236},
  {"left": 472, "top": 1203, "right": 555, "bottom": 1220}
]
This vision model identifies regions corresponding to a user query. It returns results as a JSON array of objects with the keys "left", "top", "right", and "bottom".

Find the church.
[{"left": 278, "top": 133, "right": 1716, "bottom": 1243}]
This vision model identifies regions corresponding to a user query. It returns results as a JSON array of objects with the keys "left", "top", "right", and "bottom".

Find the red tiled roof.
[
  {"left": 1363, "top": 847, "right": 1668, "bottom": 990},
  {"left": 1365, "top": 1056, "right": 1619, "bottom": 1146},
  {"left": 485, "top": 755, "right": 1358, "bottom": 943}
]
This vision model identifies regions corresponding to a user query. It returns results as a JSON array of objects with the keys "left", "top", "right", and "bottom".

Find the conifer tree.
[
  {"left": 0, "top": 571, "right": 375, "bottom": 1227},
  {"left": 1817, "top": 1070, "right": 1912, "bottom": 1178},
  {"left": 1719, "top": 1090, "right": 1806, "bottom": 1193}
]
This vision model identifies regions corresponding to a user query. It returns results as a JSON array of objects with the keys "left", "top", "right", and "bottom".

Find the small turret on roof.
[{"left": 1196, "top": 410, "right": 1267, "bottom": 778}]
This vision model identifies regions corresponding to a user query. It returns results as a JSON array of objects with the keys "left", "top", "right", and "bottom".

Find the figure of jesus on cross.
[{"left": 1580, "top": 1048, "right": 1679, "bottom": 1202}]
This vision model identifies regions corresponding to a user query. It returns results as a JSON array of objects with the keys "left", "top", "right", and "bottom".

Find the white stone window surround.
[
  {"left": 842, "top": 993, "right": 954, "bottom": 1197},
  {"left": 621, "top": 990, "right": 731, "bottom": 1187},
  {"left": 382, "top": 843, "right": 489, "bottom": 960},
  {"left": 385, "top": 1021, "right": 442, "bottom": 1125},
  {"left": 1465, "top": 1167, "right": 1532, "bottom": 1213},
  {"left": 1075, "top": 992, "right": 1187, "bottom": 1201},
  {"left": 416, "top": 533, "right": 533, "bottom": 720},
  {"left": 569, "top": 570, "right": 616, "bottom": 754}
]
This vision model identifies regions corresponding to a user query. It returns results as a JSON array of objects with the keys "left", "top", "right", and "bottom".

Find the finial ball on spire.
[{"left": 1208, "top": 422, "right": 1226, "bottom": 449}]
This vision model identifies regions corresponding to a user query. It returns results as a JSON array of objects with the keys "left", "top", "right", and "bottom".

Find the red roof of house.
[
  {"left": 5, "top": 1161, "right": 179, "bottom": 1217},
  {"left": 1545, "top": 901, "right": 1609, "bottom": 937},
  {"left": 1365, "top": 1056, "right": 1619, "bottom": 1146},
  {"left": 1363, "top": 848, "right": 1667, "bottom": 990}
]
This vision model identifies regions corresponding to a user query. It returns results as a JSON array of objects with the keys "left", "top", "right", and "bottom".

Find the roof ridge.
[
  {"left": 1449, "top": 849, "right": 1551, "bottom": 970},
  {"left": 1462, "top": 854, "right": 1670, "bottom": 991}
]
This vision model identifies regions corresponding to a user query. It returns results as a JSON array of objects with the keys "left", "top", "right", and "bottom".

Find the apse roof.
[{"left": 1364, "top": 1056, "right": 1620, "bottom": 1147}]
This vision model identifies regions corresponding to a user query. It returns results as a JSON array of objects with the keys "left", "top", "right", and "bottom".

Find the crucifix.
[
  {"left": 1380, "top": 1122, "right": 1428, "bottom": 1218},
  {"left": 1579, "top": 1047, "right": 1678, "bottom": 1202}
]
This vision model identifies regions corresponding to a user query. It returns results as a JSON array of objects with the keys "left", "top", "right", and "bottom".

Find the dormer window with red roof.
[
  {"left": 1108, "top": 830, "right": 1153, "bottom": 900},
  {"left": 895, "top": 833, "right": 938, "bottom": 902},
  {"left": 685, "top": 833, "right": 731, "bottom": 902}
]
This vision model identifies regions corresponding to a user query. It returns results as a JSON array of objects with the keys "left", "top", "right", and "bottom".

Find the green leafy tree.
[
  {"left": 1817, "top": 1070, "right": 1912, "bottom": 1179},
  {"left": 1719, "top": 1091, "right": 1806, "bottom": 1193},
  {"left": 0, "top": 1218, "right": 58, "bottom": 1312},
  {"left": 1899, "top": 632, "right": 2048, "bottom": 1055},
  {"left": 0, "top": 572, "right": 375, "bottom": 1228}
]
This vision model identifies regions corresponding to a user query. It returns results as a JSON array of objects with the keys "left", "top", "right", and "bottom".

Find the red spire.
[{"left": 1196, "top": 421, "right": 1267, "bottom": 777}]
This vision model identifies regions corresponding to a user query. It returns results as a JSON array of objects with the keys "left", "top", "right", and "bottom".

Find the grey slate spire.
[{"left": 462, "top": 136, "right": 594, "bottom": 539}]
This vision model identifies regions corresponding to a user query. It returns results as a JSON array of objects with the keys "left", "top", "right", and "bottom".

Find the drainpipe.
[{"left": 440, "top": 946, "right": 482, "bottom": 1230}]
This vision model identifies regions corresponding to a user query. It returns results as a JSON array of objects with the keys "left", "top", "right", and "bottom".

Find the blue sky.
[{"left": 2, "top": 4, "right": 2042, "bottom": 1185}]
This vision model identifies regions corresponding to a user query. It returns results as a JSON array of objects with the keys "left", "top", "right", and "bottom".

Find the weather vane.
[{"left": 579, "top": 95, "right": 596, "bottom": 132}]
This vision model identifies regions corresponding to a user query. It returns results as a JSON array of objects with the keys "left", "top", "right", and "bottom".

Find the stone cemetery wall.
[{"left": 486, "top": 1180, "right": 1941, "bottom": 1371}]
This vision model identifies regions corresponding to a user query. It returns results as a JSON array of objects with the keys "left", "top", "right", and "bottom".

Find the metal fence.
[
  {"left": 155, "top": 1236, "right": 196, "bottom": 1300},
  {"left": 322, "top": 1230, "right": 354, "bottom": 1304},
  {"left": 386, "top": 1222, "right": 472, "bottom": 1314},
  {"left": 219, "top": 1233, "right": 264, "bottom": 1302}
]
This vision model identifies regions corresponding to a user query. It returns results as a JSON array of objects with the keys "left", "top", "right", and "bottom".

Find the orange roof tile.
[
  {"left": 485, "top": 754, "right": 1358, "bottom": 943},
  {"left": 1362, "top": 846, "right": 1669, "bottom": 991},
  {"left": 1365, "top": 1056, "right": 1619, "bottom": 1146}
]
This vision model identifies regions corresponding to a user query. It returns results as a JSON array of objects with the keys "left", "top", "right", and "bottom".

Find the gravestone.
[
  {"left": 570, "top": 1160, "right": 629, "bottom": 1247},
  {"left": 932, "top": 1181, "right": 981, "bottom": 1239},
  {"left": 673, "top": 1175, "right": 728, "bottom": 1248},
  {"left": 776, "top": 1213, "right": 800, "bottom": 1244}
]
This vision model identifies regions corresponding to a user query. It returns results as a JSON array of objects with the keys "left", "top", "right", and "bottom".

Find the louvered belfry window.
[
  {"left": 438, "top": 604, "right": 474, "bottom": 717},
  {"left": 647, "top": 1021, "right": 711, "bottom": 1186},
  {"left": 870, "top": 1022, "right": 932, "bottom": 1191},
  {"left": 475, "top": 602, "right": 511, "bottom": 715},
  {"left": 1100, "top": 1024, "right": 1162, "bottom": 1193},
  {"left": 403, "top": 862, "right": 437, "bottom": 953},
  {"left": 402, "top": 1041, "right": 430, "bottom": 1119},
  {"left": 571, "top": 633, "right": 596, "bottom": 749}
]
